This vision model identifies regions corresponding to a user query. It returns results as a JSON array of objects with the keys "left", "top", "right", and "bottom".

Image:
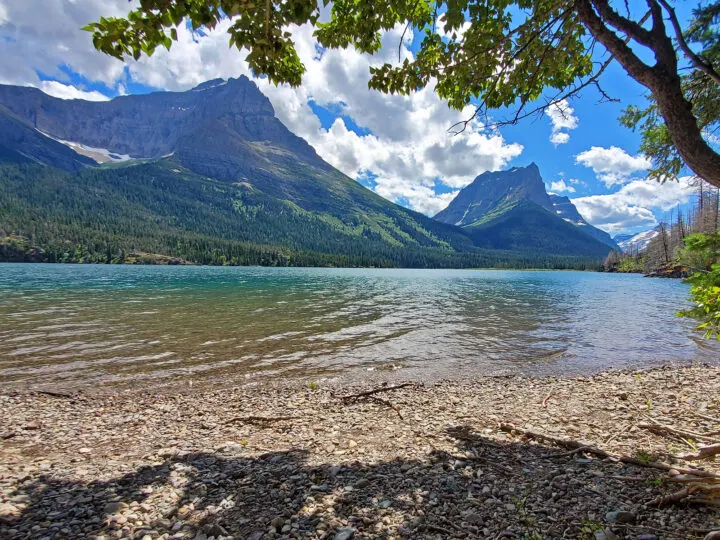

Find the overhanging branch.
[{"left": 656, "top": 0, "right": 720, "bottom": 85}]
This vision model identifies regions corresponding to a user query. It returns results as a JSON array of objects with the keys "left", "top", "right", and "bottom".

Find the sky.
[{"left": 0, "top": 0, "right": 702, "bottom": 235}]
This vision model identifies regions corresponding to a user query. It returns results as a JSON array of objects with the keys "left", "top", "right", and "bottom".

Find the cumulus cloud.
[
  {"left": 572, "top": 176, "right": 694, "bottom": 233},
  {"left": 545, "top": 100, "right": 578, "bottom": 146},
  {"left": 38, "top": 80, "right": 110, "bottom": 101},
  {"left": 575, "top": 146, "right": 651, "bottom": 187},
  {"left": 549, "top": 180, "right": 576, "bottom": 194},
  {"left": 0, "top": 0, "right": 130, "bottom": 88},
  {"left": 126, "top": 19, "right": 523, "bottom": 212},
  {"left": 0, "top": 0, "right": 526, "bottom": 214}
]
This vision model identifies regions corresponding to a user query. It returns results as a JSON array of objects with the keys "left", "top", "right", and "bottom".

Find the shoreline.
[{"left": 2, "top": 364, "right": 719, "bottom": 539}]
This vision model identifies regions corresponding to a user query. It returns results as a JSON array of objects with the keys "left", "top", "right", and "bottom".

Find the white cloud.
[
  {"left": 127, "top": 19, "right": 523, "bottom": 213},
  {"left": 572, "top": 176, "right": 694, "bottom": 233},
  {"left": 575, "top": 145, "right": 651, "bottom": 187},
  {"left": 545, "top": 99, "right": 578, "bottom": 146},
  {"left": 550, "top": 132, "right": 570, "bottom": 145},
  {"left": 438, "top": 19, "right": 472, "bottom": 41},
  {"left": 0, "top": 0, "right": 130, "bottom": 88},
  {"left": 549, "top": 180, "right": 576, "bottom": 193},
  {"left": 38, "top": 80, "right": 109, "bottom": 101}
]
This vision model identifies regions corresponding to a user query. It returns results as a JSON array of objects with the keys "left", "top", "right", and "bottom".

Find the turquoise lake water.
[{"left": 0, "top": 264, "right": 718, "bottom": 390}]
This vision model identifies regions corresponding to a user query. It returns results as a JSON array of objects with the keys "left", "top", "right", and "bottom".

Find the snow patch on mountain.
[{"left": 613, "top": 230, "right": 659, "bottom": 253}]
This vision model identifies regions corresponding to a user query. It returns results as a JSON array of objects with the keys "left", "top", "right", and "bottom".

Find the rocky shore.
[{"left": 1, "top": 365, "right": 719, "bottom": 540}]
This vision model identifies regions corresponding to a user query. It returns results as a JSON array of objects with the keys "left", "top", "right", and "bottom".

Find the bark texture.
[{"left": 576, "top": 0, "right": 720, "bottom": 188}]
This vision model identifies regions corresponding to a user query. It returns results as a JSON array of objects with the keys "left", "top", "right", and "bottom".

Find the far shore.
[{"left": 2, "top": 364, "right": 719, "bottom": 539}]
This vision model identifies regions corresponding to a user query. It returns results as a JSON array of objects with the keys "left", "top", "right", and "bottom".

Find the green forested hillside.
[
  {"left": 0, "top": 161, "right": 600, "bottom": 269},
  {"left": 465, "top": 200, "right": 617, "bottom": 257}
]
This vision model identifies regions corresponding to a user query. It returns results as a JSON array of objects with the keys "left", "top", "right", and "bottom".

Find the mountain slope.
[
  {"left": 549, "top": 195, "right": 619, "bottom": 250},
  {"left": 434, "top": 164, "right": 613, "bottom": 257},
  {"left": 0, "top": 107, "right": 95, "bottom": 171},
  {"left": 0, "top": 160, "right": 600, "bottom": 268},
  {"left": 435, "top": 163, "right": 553, "bottom": 226},
  {"left": 0, "top": 80, "right": 604, "bottom": 267},
  {"left": 614, "top": 230, "right": 659, "bottom": 253}
]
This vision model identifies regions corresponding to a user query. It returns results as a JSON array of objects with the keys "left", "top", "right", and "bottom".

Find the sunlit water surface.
[{"left": 1, "top": 264, "right": 718, "bottom": 390}]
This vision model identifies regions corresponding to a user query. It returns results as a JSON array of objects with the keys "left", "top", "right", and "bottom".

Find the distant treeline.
[
  {"left": 604, "top": 180, "right": 720, "bottom": 275},
  {"left": 0, "top": 163, "right": 601, "bottom": 270}
]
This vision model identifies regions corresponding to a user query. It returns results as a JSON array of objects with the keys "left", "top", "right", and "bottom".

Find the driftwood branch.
[
  {"left": 36, "top": 390, "right": 75, "bottom": 399},
  {"left": 498, "top": 423, "right": 720, "bottom": 478},
  {"left": 677, "top": 444, "right": 720, "bottom": 462},
  {"left": 226, "top": 415, "right": 302, "bottom": 425},
  {"left": 639, "top": 419, "right": 720, "bottom": 444},
  {"left": 542, "top": 391, "right": 554, "bottom": 408},
  {"left": 340, "top": 382, "right": 415, "bottom": 402}
]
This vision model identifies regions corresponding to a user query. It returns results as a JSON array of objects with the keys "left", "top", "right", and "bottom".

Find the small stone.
[
  {"left": 379, "top": 500, "right": 392, "bottom": 509},
  {"left": 103, "top": 502, "right": 128, "bottom": 514},
  {"left": 595, "top": 530, "right": 620, "bottom": 540},
  {"left": 704, "top": 532, "right": 720, "bottom": 540},
  {"left": 334, "top": 528, "right": 356, "bottom": 540},
  {"left": 348, "top": 440, "right": 357, "bottom": 448},
  {"left": 271, "top": 517, "right": 285, "bottom": 529},
  {"left": 78, "top": 448, "right": 92, "bottom": 454},
  {"left": 636, "top": 535, "right": 657, "bottom": 540},
  {"left": 354, "top": 479, "right": 370, "bottom": 488},
  {"left": 171, "top": 521, "right": 183, "bottom": 532},
  {"left": 0, "top": 502, "right": 20, "bottom": 517},
  {"left": 464, "top": 513, "right": 483, "bottom": 525},
  {"left": 208, "top": 524, "right": 229, "bottom": 537},
  {"left": 605, "top": 510, "right": 636, "bottom": 524}
]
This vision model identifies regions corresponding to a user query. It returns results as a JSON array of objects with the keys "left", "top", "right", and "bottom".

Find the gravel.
[{"left": 1, "top": 364, "right": 719, "bottom": 539}]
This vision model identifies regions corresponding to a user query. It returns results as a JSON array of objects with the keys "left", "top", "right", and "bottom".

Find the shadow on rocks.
[{"left": 2, "top": 427, "right": 718, "bottom": 539}]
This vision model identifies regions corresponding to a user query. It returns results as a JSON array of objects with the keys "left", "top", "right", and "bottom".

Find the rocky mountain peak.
[{"left": 434, "top": 163, "right": 552, "bottom": 226}]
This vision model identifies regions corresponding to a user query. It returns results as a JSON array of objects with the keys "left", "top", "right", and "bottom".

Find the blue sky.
[{"left": 0, "top": 0, "right": 704, "bottom": 235}]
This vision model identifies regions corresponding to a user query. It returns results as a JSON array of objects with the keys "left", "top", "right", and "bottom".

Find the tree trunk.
[
  {"left": 651, "top": 75, "right": 720, "bottom": 188},
  {"left": 575, "top": 0, "right": 720, "bottom": 188}
]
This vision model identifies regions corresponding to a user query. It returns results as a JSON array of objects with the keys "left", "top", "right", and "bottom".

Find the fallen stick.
[
  {"left": 676, "top": 443, "right": 720, "bottom": 461},
  {"left": 340, "top": 382, "right": 415, "bottom": 402},
  {"left": 226, "top": 415, "right": 302, "bottom": 425},
  {"left": 543, "top": 446, "right": 591, "bottom": 459},
  {"left": 639, "top": 420, "right": 720, "bottom": 444},
  {"left": 542, "top": 391, "right": 553, "bottom": 408},
  {"left": 498, "top": 423, "right": 720, "bottom": 478},
  {"left": 36, "top": 390, "right": 74, "bottom": 398},
  {"left": 366, "top": 396, "right": 404, "bottom": 419},
  {"left": 687, "top": 410, "right": 720, "bottom": 424}
]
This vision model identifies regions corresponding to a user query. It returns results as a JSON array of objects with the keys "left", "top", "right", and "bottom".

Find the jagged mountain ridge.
[
  {"left": 434, "top": 164, "right": 616, "bottom": 256},
  {"left": 614, "top": 230, "right": 659, "bottom": 253},
  {"left": 549, "top": 194, "right": 619, "bottom": 249},
  {"left": 0, "top": 79, "right": 608, "bottom": 264}
]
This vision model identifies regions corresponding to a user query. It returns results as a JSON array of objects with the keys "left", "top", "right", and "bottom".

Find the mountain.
[
  {"left": 0, "top": 106, "right": 95, "bottom": 171},
  {"left": 548, "top": 195, "right": 619, "bottom": 250},
  {"left": 614, "top": 230, "right": 659, "bottom": 253},
  {"left": 0, "top": 79, "right": 602, "bottom": 268},
  {"left": 434, "top": 164, "right": 615, "bottom": 257}
]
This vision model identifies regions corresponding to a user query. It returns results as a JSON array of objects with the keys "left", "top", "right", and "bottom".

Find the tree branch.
[
  {"left": 589, "top": 0, "right": 655, "bottom": 46},
  {"left": 656, "top": 0, "right": 720, "bottom": 85},
  {"left": 576, "top": 0, "right": 656, "bottom": 85}
]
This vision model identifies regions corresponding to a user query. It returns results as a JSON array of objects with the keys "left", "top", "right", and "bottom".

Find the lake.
[{"left": 0, "top": 264, "right": 717, "bottom": 390}]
